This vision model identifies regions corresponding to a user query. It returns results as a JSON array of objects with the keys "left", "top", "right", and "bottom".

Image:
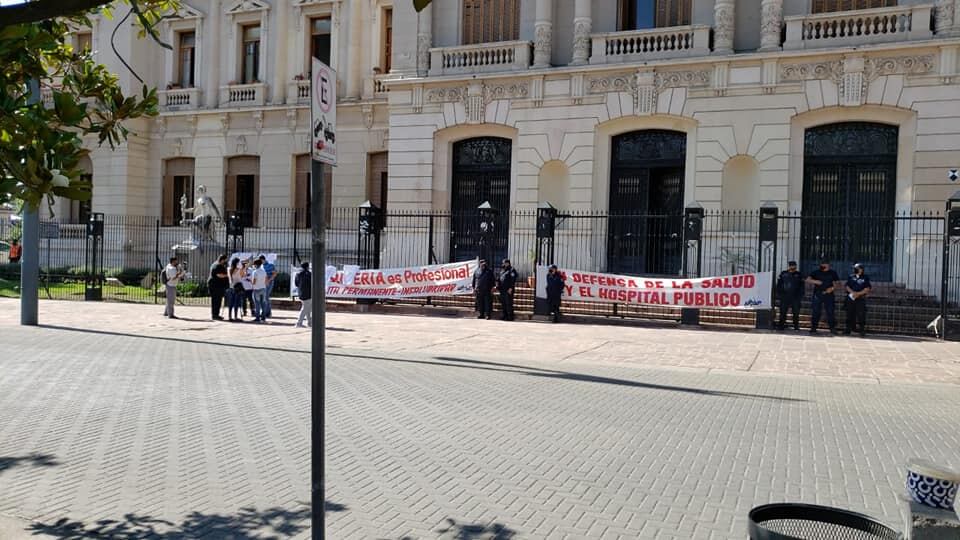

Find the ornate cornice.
[
  {"left": 654, "top": 70, "right": 711, "bottom": 90},
  {"left": 864, "top": 54, "right": 936, "bottom": 80},
  {"left": 780, "top": 60, "right": 844, "bottom": 82}
]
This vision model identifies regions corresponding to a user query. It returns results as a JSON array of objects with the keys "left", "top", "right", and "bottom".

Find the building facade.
[{"left": 67, "top": 0, "right": 960, "bottom": 286}]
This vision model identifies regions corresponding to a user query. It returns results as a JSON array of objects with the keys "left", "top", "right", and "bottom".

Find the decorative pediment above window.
[
  {"left": 174, "top": 4, "right": 203, "bottom": 20},
  {"left": 226, "top": 0, "right": 270, "bottom": 16}
]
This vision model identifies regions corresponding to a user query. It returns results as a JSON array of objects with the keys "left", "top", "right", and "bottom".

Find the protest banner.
[
  {"left": 290, "top": 264, "right": 339, "bottom": 298},
  {"left": 535, "top": 266, "right": 773, "bottom": 310},
  {"left": 323, "top": 259, "right": 479, "bottom": 299}
]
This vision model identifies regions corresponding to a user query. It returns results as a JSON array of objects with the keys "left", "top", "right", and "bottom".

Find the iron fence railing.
[{"left": 0, "top": 207, "right": 956, "bottom": 335}]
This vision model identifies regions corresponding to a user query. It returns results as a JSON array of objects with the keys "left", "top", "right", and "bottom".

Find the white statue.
[{"left": 180, "top": 184, "right": 222, "bottom": 243}]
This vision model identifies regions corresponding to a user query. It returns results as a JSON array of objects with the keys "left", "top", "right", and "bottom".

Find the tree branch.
[{"left": 0, "top": 0, "right": 111, "bottom": 28}]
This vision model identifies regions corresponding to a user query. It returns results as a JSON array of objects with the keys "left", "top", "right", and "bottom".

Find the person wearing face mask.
[
  {"left": 496, "top": 258, "right": 518, "bottom": 321},
  {"left": 806, "top": 259, "right": 841, "bottom": 334},
  {"left": 844, "top": 263, "right": 871, "bottom": 337},
  {"left": 472, "top": 259, "right": 495, "bottom": 319}
]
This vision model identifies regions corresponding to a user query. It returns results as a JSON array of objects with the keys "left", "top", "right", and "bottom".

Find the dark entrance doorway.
[
  {"left": 608, "top": 130, "right": 686, "bottom": 275},
  {"left": 801, "top": 122, "right": 898, "bottom": 280},
  {"left": 450, "top": 137, "right": 511, "bottom": 263}
]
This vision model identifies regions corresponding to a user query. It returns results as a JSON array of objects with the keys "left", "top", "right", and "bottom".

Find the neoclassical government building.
[{"left": 64, "top": 0, "right": 960, "bottom": 280}]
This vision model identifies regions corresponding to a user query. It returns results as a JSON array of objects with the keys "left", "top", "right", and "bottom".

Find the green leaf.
[{"left": 413, "top": 0, "right": 433, "bottom": 12}]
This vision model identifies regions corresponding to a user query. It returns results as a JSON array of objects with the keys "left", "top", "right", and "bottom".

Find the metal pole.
[
  {"left": 20, "top": 79, "right": 41, "bottom": 326},
  {"left": 155, "top": 219, "right": 160, "bottom": 305},
  {"left": 941, "top": 206, "right": 950, "bottom": 340},
  {"left": 310, "top": 157, "right": 326, "bottom": 538}
]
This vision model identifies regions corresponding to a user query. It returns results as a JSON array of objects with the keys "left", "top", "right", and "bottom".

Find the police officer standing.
[
  {"left": 844, "top": 263, "right": 872, "bottom": 337},
  {"left": 546, "top": 264, "right": 566, "bottom": 323},
  {"left": 472, "top": 259, "right": 495, "bottom": 319},
  {"left": 806, "top": 259, "right": 841, "bottom": 334},
  {"left": 497, "top": 259, "right": 518, "bottom": 321},
  {"left": 776, "top": 260, "right": 804, "bottom": 331}
]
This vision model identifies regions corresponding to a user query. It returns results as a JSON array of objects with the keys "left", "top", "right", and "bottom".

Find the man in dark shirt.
[
  {"left": 497, "top": 259, "right": 519, "bottom": 321},
  {"left": 546, "top": 265, "right": 566, "bottom": 323},
  {"left": 844, "top": 263, "right": 872, "bottom": 336},
  {"left": 208, "top": 254, "right": 229, "bottom": 321},
  {"left": 776, "top": 260, "right": 804, "bottom": 331},
  {"left": 806, "top": 259, "right": 841, "bottom": 334},
  {"left": 472, "top": 259, "right": 495, "bottom": 319}
]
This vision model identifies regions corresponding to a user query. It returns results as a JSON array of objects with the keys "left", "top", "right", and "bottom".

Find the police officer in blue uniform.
[
  {"left": 472, "top": 259, "right": 495, "bottom": 319},
  {"left": 806, "top": 259, "right": 841, "bottom": 334},
  {"left": 844, "top": 263, "right": 872, "bottom": 336},
  {"left": 497, "top": 259, "right": 519, "bottom": 321},
  {"left": 776, "top": 260, "right": 804, "bottom": 331}
]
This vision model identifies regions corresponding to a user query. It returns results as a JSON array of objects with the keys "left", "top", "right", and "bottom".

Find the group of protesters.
[{"left": 162, "top": 253, "right": 313, "bottom": 327}]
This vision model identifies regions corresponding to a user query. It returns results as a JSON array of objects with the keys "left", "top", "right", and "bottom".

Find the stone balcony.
[
  {"left": 428, "top": 40, "right": 532, "bottom": 76},
  {"left": 219, "top": 82, "right": 266, "bottom": 107},
  {"left": 589, "top": 25, "right": 711, "bottom": 64},
  {"left": 784, "top": 4, "right": 934, "bottom": 50},
  {"left": 158, "top": 87, "right": 201, "bottom": 111},
  {"left": 287, "top": 79, "right": 311, "bottom": 105}
]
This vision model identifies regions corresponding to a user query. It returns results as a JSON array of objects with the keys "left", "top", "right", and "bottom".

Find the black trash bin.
[{"left": 748, "top": 503, "right": 900, "bottom": 540}]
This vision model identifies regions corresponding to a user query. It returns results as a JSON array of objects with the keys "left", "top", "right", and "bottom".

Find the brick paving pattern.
[{"left": 0, "top": 300, "right": 958, "bottom": 539}]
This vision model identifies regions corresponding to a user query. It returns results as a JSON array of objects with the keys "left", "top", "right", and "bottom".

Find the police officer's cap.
[
  {"left": 549, "top": 264, "right": 558, "bottom": 270},
  {"left": 819, "top": 258, "right": 831, "bottom": 265},
  {"left": 788, "top": 260, "right": 797, "bottom": 266},
  {"left": 502, "top": 258, "right": 511, "bottom": 265},
  {"left": 853, "top": 262, "right": 864, "bottom": 270}
]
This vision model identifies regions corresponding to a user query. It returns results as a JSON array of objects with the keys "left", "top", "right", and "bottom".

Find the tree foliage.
[{"left": 0, "top": 1, "right": 180, "bottom": 212}]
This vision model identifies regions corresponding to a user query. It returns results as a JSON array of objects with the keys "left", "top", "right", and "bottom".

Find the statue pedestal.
[{"left": 901, "top": 496, "right": 960, "bottom": 540}]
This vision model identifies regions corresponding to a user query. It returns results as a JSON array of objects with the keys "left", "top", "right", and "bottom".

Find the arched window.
[
  {"left": 801, "top": 122, "right": 898, "bottom": 279},
  {"left": 163, "top": 158, "right": 195, "bottom": 226},
  {"left": 608, "top": 130, "right": 686, "bottom": 276},
  {"left": 462, "top": 0, "right": 520, "bottom": 45},
  {"left": 450, "top": 137, "right": 512, "bottom": 263}
]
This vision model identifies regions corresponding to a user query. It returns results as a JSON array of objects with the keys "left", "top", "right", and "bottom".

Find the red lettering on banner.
[
  {"left": 701, "top": 275, "right": 756, "bottom": 289},
  {"left": 579, "top": 286, "right": 593, "bottom": 298},
  {"left": 565, "top": 285, "right": 574, "bottom": 296}
]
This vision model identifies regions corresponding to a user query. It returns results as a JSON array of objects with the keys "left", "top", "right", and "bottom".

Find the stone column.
[
  {"left": 571, "top": 0, "right": 591, "bottom": 65},
  {"left": 533, "top": 0, "right": 553, "bottom": 68},
  {"left": 713, "top": 0, "right": 735, "bottom": 55},
  {"left": 206, "top": 0, "right": 222, "bottom": 108},
  {"left": 416, "top": 4, "right": 432, "bottom": 77},
  {"left": 273, "top": 0, "right": 289, "bottom": 104},
  {"left": 759, "top": 0, "right": 783, "bottom": 51},
  {"left": 346, "top": 0, "right": 364, "bottom": 98}
]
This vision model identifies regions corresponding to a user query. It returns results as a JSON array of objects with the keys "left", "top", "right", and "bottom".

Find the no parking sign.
[{"left": 311, "top": 58, "right": 337, "bottom": 166}]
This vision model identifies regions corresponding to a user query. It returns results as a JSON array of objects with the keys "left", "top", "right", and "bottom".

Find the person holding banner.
[
  {"left": 472, "top": 259, "right": 495, "bottom": 319},
  {"left": 497, "top": 259, "right": 519, "bottom": 321},
  {"left": 546, "top": 264, "right": 565, "bottom": 323},
  {"left": 806, "top": 259, "right": 841, "bottom": 334}
]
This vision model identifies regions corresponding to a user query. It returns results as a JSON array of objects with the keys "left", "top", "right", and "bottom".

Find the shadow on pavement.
[
  {"left": 0, "top": 453, "right": 59, "bottom": 475},
  {"left": 40, "top": 325, "right": 309, "bottom": 354},
  {"left": 328, "top": 352, "right": 807, "bottom": 403},
  {"left": 384, "top": 518, "right": 516, "bottom": 540},
  {"left": 26, "top": 503, "right": 340, "bottom": 539}
]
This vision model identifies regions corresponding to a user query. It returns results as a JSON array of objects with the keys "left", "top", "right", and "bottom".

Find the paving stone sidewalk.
[
  {"left": 2, "top": 299, "right": 959, "bottom": 385},
  {"left": 1, "top": 300, "right": 959, "bottom": 539}
]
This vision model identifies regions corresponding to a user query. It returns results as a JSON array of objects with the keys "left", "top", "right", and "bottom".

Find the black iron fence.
[{"left": 1, "top": 206, "right": 958, "bottom": 336}]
